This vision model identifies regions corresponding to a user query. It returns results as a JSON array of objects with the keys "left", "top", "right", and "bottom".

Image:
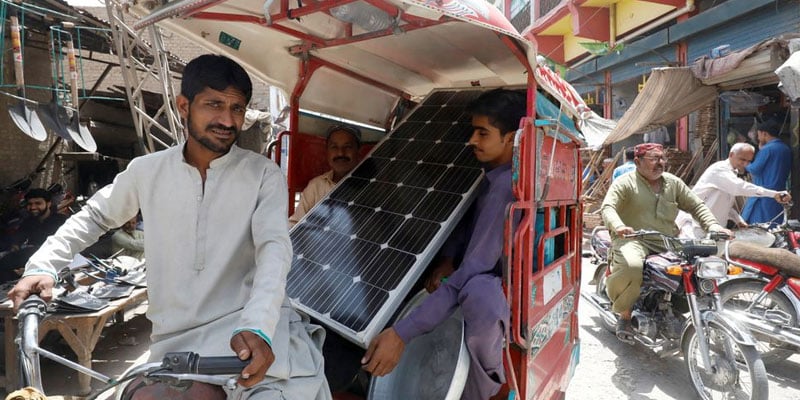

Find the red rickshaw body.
[{"left": 128, "top": 1, "right": 589, "bottom": 397}]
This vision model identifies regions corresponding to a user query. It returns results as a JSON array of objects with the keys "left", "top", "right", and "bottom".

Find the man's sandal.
[{"left": 616, "top": 319, "right": 635, "bottom": 344}]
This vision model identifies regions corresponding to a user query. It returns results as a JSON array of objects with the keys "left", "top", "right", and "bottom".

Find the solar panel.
[{"left": 287, "top": 88, "right": 486, "bottom": 347}]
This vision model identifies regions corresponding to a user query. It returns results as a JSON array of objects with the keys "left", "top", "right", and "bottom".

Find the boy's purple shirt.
[{"left": 394, "top": 162, "right": 513, "bottom": 342}]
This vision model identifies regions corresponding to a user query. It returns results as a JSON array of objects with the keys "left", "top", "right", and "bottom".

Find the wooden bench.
[{"left": 0, "top": 287, "right": 148, "bottom": 395}]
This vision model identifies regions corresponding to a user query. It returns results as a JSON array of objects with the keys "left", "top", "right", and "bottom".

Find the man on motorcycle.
[
  {"left": 601, "top": 143, "right": 731, "bottom": 342},
  {"left": 8, "top": 54, "right": 330, "bottom": 400},
  {"left": 676, "top": 142, "right": 791, "bottom": 238}
]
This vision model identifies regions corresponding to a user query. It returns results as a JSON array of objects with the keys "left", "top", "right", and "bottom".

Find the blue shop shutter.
[{"left": 688, "top": 1, "right": 800, "bottom": 62}]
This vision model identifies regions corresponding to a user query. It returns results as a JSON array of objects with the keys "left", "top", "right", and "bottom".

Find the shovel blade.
[
  {"left": 8, "top": 103, "right": 47, "bottom": 141},
  {"left": 39, "top": 102, "right": 74, "bottom": 141},
  {"left": 71, "top": 117, "right": 97, "bottom": 153}
]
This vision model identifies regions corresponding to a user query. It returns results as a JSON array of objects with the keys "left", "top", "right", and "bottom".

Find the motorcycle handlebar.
[
  {"left": 707, "top": 231, "right": 731, "bottom": 241},
  {"left": 623, "top": 229, "right": 730, "bottom": 241},
  {"left": 622, "top": 230, "right": 662, "bottom": 239}
]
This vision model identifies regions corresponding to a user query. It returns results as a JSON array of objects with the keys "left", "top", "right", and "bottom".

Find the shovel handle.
[
  {"left": 66, "top": 40, "right": 80, "bottom": 107},
  {"left": 9, "top": 16, "right": 24, "bottom": 90}
]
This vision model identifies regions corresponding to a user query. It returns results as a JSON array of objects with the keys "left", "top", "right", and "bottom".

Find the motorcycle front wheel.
[
  {"left": 682, "top": 324, "right": 768, "bottom": 400},
  {"left": 720, "top": 280, "right": 798, "bottom": 365}
]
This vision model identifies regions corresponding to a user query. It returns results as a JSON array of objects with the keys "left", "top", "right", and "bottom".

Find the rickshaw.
[{"left": 22, "top": 0, "right": 597, "bottom": 398}]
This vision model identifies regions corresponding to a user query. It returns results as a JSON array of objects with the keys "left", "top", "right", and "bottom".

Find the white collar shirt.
[{"left": 681, "top": 158, "right": 778, "bottom": 231}]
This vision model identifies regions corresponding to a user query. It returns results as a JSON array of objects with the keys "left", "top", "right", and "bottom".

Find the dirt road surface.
[{"left": 568, "top": 254, "right": 800, "bottom": 400}]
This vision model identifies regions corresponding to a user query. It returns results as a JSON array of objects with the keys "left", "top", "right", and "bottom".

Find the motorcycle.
[
  {"left": 719, "top": 203, "right": 800, "bottom": 365},
  {"left": 583, "top": 230, "right": 769, "bottom": 400}
]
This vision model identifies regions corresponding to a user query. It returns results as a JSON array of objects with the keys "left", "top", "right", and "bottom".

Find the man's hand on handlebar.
[
  {"left": 9, "top": 275, "right": 56, "bottom": 312},
  {"left": 709, "top": 227, "right": 734, "bottom": 241},
  {"left": 615, "top": 226, "right": 635, "bottom": 237},
  {"left": 775, "top": 191, "right": 792, "bottom": 205},
  {"left": 230, "top": 330, "right": 274, "bottom": 387}
]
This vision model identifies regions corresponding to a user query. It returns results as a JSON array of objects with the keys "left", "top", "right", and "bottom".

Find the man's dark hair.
[
  {"left": 466, "top": 88, "right": 527, "bottom": 135},
  {"left": 181, "top": 54, "right": 252, "bottom": 103},
  {"left": 757, "top": 118, "right": 783, "bottom": 137},
  {"left": 24, "top": 188, "right": 51, "bottom": 202}
]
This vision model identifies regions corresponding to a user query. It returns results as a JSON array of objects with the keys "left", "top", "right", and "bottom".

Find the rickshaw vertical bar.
[
  {"left": 508, "top": 204, "right": 533, "bottom": 348},
  {"left": 278, "top": 0, "right": 353, "bottom": 21},
  {"left": 287, "top": 58, "right": 322, "bottom": 214},
  {"left": 506, "top": 115, "right": 537, "bottom": 351},
  {"left": 500, "top": 35, "right": 534, "bottom": 81},
  {"left": 281, "top": 0, "right": 289, "bottom": 16},
  {"left": 344, "top": 21, "right": 353, "bottom": 38}
]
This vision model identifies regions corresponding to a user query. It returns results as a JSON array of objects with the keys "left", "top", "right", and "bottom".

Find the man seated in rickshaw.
[
  {"left": 289, "top": 124, "right": 362, "bottom": 227},
  {"left": 362, "top": 88, "right": 524, "bottom": 400}
]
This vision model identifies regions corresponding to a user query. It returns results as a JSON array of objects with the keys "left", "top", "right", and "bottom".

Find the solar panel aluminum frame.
[
  {"left": 288, "top": 88, "right": 492, "bottom": 348},
  {"left": 290, "top": 187, "right": 480, "bottom": 347}
]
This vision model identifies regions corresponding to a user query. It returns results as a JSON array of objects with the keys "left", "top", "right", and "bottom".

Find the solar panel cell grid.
[{"left": 288, "top": 89, "right": 489, "bottom": 347}]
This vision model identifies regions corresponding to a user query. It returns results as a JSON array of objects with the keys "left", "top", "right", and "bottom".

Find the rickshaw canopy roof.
[{"left": 132, "top": 0, "right": 535, "bottom": 127}]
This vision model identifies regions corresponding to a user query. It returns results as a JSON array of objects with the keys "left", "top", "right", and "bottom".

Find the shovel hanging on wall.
[
  {"left": 65, "top": 37, "right": 96, "bottom": 152},
  {"left": 38, "top": 27, "right": 77, "bottom": 144},
  {"left": 7, "top": 15, "right": 47, "bottom": 141}
]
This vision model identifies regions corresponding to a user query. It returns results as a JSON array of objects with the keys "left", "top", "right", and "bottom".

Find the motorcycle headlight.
[{"left": 695, "top": 257, "right": 728, "bottom": 279}]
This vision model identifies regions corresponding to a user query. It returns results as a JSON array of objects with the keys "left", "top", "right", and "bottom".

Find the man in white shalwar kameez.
[
  {"left": 676, "top": 142, "right": 790, "bottom": 239},
  {"left": 8, "top": 54, "right": 330, "bottom": 400}
]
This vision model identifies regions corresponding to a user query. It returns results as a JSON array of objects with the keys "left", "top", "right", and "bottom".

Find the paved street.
[{"left": 567, "top": 253, "right": 800, "bottom": 400}]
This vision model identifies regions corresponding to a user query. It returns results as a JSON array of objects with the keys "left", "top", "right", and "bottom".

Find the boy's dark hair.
[
  {"left": 181, "top": 54, "right": 252, "bottom": 103},
  {"left": 25, "top": 188, "right": 51, "bottom": 202},
  {"left": 466, "top": 88, "right": 527, "bottom": 135}
]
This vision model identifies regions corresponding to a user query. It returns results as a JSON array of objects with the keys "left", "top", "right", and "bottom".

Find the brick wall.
[{"left": 1, "top": 32, "right": 72, "bottom": 188}]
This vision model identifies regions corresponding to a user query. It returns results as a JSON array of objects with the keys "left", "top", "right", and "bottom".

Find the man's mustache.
[
  {"left": 207, "top": 124, "right": 237, "bottom": 134},
  {"left": 333, "top": 156, "right": 351, "bottom": 162}
]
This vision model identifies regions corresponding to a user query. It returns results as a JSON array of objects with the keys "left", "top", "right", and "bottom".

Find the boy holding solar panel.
[{"left": 362, "top": 88, "right": 524, "bottom": 400}]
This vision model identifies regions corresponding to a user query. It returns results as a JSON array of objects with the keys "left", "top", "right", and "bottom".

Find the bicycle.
[{"left": 15, "top": 295, "right": 249, "bottom": 399}]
